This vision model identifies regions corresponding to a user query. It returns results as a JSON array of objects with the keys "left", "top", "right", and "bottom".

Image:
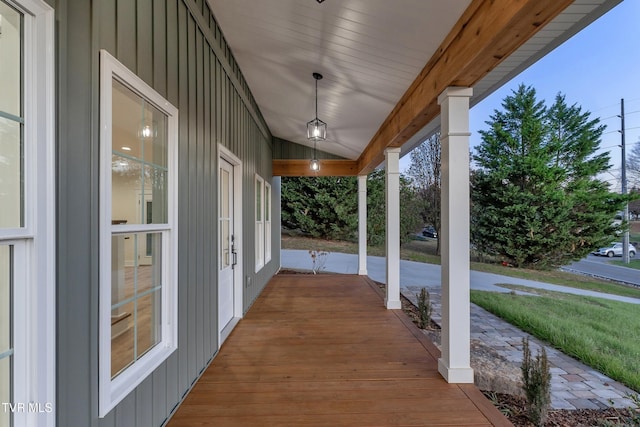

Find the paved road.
[
  {"left": 563, "top": 254, "right": 640, "bottom": 287},
  {"left": 282, "top": 249, "right": 640, "bottom": 304}
]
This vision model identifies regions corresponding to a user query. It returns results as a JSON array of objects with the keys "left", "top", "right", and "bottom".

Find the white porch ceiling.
[{"left": 209, "top": 0, "right": 621, "bottom": 163}]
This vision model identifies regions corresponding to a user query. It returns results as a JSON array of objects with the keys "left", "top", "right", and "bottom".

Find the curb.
[{"left": 559, "top": 267, "right": 640, "bottom": 289}]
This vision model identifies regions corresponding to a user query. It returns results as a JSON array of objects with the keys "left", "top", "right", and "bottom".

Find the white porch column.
[
  {"left": 358, "top": 174, "right": 368, "bottom": 275},
  {"left": 437, "top": 86, "right": 474, "bottom": 383},
  {"left": 385, "top": 148, "right": 401, "bottom": 309}
]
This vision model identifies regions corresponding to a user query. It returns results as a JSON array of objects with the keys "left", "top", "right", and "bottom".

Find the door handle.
[{"left": 231, "top": 234, "right": 237, "bottom": 269}]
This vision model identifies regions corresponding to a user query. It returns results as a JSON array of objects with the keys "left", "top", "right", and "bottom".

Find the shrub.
[
  {"left": 309, "top": 250, "right": 329, "bottom": 274},
  {"left": 416, "top": 288, "right": 432, "bottom": 329},
  {"left": 521, "top": 337, "right": 551, "bottom": 426}
]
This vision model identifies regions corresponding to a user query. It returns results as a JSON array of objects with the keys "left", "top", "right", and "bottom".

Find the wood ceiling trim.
[
  {"left": 356, "top": 0, "right": 574, "bottom": 175},
  {"left": 273, "top": 159, "right": 359, "bottom": 177}
]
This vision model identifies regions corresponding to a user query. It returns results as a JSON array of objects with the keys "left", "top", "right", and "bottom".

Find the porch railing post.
[
  {"left": 385, "top": 148, "right": 401, "bottom": 309},
  {"left": 358, "top": 174, "right": 368, "bottom": 275},
  {"left": 437, "top": 86, "right": 474, "bottom": 383}
]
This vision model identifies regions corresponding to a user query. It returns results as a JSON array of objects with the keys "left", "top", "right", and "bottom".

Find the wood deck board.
[
  {"left": 173, "top": 400, "right": 484, "bottom": 418},
  {"left": 169, "top": 412, "right": 493, "bottom": 427},
  {"left": 181, "top": 391, "right": 476, "bottom": 407},
  {"left": 167, "top": 274, "right": 511, "bottom": 426},
  {"left": 186, "top": 379, "right": 466, "bottom": 404}
]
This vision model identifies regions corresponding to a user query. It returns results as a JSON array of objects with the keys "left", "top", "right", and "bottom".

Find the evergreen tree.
[
  {"left": 281, "top": 171, "right": 422, "bottom": 245},
  {"left": 629, "top": 188, "right": 640, "bottom": 221},
  {"left": 363, "top": 170, "right": 422, "bottom": 246},
  {"left": 399, "top": 173, "right": 423, "bottom": 245},
  {"left": 281, "top": 176, "right": 358, "bottom": 241},
  {"left": 365, "top": 171, "right": 386, "bottom": 246},
  {"left": 472, "top": 84, "right": 625, "bottom": 268}
]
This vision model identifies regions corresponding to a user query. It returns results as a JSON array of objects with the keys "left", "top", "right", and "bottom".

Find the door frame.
[{"left": 218, "top": 144, "right": 243, "bottom": 346}]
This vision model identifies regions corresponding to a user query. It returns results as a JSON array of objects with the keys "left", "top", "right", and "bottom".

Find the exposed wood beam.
[
  {"left": 356, "top": 0, "right": 574, "bottom": 175},
  {"left": 272, "top": 159, "right": 359, "bottom": 177}
]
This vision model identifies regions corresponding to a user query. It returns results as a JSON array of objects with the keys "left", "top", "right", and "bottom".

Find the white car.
[{"left": 593, "top": 243, "right": 636, "bottom": 258}]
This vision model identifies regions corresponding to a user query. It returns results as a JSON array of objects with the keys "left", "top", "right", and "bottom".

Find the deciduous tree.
[
  {"left": 407, "top": 132, "right": 441, "bottom": 253},
  {"left": 627, "top": 138, "right": 640, "bottom": 189}
]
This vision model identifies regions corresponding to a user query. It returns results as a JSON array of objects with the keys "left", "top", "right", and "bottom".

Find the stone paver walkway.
[{"left": 402, "top": 284, "right": 637, "bottom": 410}]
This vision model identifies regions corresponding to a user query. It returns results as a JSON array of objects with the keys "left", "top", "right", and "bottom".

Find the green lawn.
[
  {"left": 611, "top": 259, "right": 640, "bottom": 270},
  {"left": 471, "top": 288, "right": 640, "bottom": 392},
  {"left": 471, "top": 261, "right": 640, "bottom": 299}
]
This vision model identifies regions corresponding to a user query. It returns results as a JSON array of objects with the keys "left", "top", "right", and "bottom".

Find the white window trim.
[
  {"left": 0, "top": 1, "right": 56, "bottom": 426},
  {"left": 98, "top": 50, "right": 179, "bottom": 417},
  {"left": 255, "top": 174, "right": 265, "bottom": 272},
  {"left": 264, "top": 181, "right": 272, "bottom": 264}
]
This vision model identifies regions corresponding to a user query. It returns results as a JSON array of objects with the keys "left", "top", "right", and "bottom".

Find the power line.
[
  {"left": 590, "top": 97, "right": 640, "bottom": 114},
  {"left": 590, "top": 101, "right": 626, "bottom": 114},
  {"left": 598, "top": 144, "right": 623, "bottom": 150},
  {"left": 602, "top": 127, "right": 640, "bottom": 137},
  {"left": 600, "top": 111, "right": 640, "bottom": 124}
]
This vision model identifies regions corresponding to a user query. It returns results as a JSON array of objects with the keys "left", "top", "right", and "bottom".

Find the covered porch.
[
  {"left": 168, "top": 274, "right": 509, "bottom": 426},
  {"left": 205, "top": 0, "right": 621, "bottom": 386}
]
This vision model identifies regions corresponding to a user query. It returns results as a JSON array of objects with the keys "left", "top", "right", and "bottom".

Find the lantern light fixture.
[
  {"left": 306, "top": 72, "right": 326, "bottom": 142},
  {"left": 309, "top": 140, "right": 320, "bottom": 172}
]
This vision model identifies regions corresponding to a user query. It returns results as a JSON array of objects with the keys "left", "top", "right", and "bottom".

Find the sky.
[{"left": 404, "top": 0, "right": 640, "bottom": 190}]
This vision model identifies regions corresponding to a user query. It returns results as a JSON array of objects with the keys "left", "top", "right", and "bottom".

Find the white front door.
[{"left": 218, "top": 158, "right": 235, "bottom": 331}]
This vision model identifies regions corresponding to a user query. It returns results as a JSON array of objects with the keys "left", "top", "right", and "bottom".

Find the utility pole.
[{"left": 620, "top": 99, "right": 630, "bottom": 264}]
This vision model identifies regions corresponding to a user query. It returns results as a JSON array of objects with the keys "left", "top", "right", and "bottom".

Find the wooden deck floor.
[{"left": 168, "top": 274, "right": 511, "bottom": 426}]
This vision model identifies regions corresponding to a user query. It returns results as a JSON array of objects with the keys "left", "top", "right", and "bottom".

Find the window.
[
  {"left": 99, "top": 50, "right": 178, "bottom": 417},
  {"left": 0, "top": 0, "right": 55, "bottom": 425},
  {"left": 0, "top": 2, "right": 22, "bottom": 229},
  {"left": 255, "top": 175, "right": 264, "bottom": 271},
  {"left": 265, "top": 182, "right": 272, "bottom": 263},
  {"left": 0, "top": 245, "right": 13, "bottom": 427},
  {"left": 0, "top": 5, "right": 22, "bottom": 420},
  {"left": 254, "top": 176, "right": 272, "bottom": 270}
]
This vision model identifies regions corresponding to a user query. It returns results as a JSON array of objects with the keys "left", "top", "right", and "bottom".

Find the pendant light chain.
[{"left": 308, "top": 72, "right": 326, "bottom": 171}]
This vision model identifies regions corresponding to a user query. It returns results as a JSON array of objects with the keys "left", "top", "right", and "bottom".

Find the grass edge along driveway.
[{"left": 471, "top": 286, "right": 640, "bottom": 393}]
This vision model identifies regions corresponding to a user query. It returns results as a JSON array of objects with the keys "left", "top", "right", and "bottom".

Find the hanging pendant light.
[
  {"left": 307, "top": 72, "right": 326, "bottom": 142},
  {"left": 310, "top": 140, "right": 320, "bottom": 172}
]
